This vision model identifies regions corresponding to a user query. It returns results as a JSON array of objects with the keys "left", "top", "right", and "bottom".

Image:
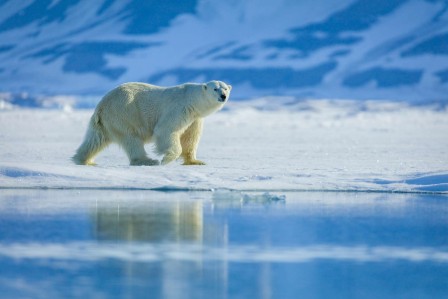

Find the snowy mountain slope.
[{"left": 0, "top": 0, "right": 447, "bottom": 101}]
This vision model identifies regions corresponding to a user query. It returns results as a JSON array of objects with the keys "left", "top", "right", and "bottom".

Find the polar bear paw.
[{"left": 183, "top": 159, "right": 206, "bottom": 166}]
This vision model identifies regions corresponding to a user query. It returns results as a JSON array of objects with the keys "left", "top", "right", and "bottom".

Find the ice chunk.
[{"left": 212, "top": 189, "right": 286, "bottom": 205}]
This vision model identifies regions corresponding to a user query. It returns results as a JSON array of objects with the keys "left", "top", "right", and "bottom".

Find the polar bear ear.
[
  {"left": 228, "top": 84, "right": 232, "bottom": 91},
  {"left": 203, "top": 84, "right": 207, "bottom": 90}
]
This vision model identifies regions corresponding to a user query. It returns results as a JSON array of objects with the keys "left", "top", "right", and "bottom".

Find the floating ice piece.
[
  {"left": 242, "top": 192, "right": 286, "bottom": 204},
  {"left": 212, "top": 189, "right": 286, "bottom": 205}
]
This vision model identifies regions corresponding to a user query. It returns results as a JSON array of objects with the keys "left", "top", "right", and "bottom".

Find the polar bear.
[{"left": 72, "top": 80, "right": 231, "bottom": 166}]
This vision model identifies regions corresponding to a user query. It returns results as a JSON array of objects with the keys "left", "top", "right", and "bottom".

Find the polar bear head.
[
  {"left": 197, "top": 80, "right": 232, "bottom": 116},
  {"left": 203, "top": 80, "right": 232, "bottom": 103}
]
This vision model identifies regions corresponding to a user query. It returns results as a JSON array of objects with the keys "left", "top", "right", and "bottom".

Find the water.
[{"left": 0, "top": 190, "right": 447, "bottom": 299}]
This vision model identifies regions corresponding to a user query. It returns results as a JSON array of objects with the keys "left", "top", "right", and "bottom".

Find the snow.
[{"left": 1, "top": 98, "right": 447, "bottom": 193}]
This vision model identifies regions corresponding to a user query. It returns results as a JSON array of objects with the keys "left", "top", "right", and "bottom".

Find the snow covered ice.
[{"left": 0, "top": 98, "right": 447, "bottom": 193}]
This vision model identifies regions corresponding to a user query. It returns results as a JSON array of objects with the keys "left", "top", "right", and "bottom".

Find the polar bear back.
[{"left": 101, "top": 82, "right": 201, "bottom": 108}]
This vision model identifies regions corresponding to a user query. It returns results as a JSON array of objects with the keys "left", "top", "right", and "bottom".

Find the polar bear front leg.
[
  {"left": 155, "top": 131, "right": 183, "bottom": 165},
  {"left": 121, "top": 135, "right": 159, "bottom": 166},
  {"left": 181, "top": 119, "right": 205, "bottom": 165}
]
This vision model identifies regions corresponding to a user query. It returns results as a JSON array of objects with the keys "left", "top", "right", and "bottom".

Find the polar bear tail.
[{"left": 72, "top": 113, "right": 110, "bottom": 165}]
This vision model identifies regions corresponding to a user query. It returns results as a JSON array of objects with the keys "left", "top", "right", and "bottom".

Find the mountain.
[{"left": 0, "top": 0, "right": 447, "bottom": 102}]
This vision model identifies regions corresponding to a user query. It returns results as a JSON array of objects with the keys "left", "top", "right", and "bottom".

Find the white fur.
[{"left": 72, "top": 80, "right": 232, "bottom": 166}]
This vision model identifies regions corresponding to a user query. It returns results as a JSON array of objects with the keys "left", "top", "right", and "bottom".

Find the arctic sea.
[{"left": 1, "top": 189, "right": 447, "bottom": 299}]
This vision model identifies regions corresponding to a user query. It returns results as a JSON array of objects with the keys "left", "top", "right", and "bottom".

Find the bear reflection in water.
[
  {"left": 93, "top": 200, "right": 214, "bottom": 243},
  {"left": 92, "top": 192, "right": 282, "bottom": 243}
]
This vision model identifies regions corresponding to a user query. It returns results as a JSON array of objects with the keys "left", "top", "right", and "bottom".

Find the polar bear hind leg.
[{"left": 181, "top": 119, "right": 205, "bottom": 165}]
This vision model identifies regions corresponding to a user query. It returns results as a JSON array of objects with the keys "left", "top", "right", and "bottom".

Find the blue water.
[{"left": 0, "top": 190, "right": 447, "bottom": 299}]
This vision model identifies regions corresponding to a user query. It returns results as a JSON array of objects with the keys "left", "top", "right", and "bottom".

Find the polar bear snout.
[{"left": 219, "top": 94, "right": 227, "bottom": 102}]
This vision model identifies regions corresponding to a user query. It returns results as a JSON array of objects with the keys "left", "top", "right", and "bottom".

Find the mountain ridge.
[{"left": 0, "top": 0, "right": 447, "bottom": 101}]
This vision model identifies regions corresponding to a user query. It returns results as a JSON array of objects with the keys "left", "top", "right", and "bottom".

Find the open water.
[{"left": 0, "top": 190, "right": 447, "bottom": 299}]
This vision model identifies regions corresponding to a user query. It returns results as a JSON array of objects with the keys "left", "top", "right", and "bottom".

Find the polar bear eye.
[{"left": 214, "top": 88, "right": 218, "bottom": 91}]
